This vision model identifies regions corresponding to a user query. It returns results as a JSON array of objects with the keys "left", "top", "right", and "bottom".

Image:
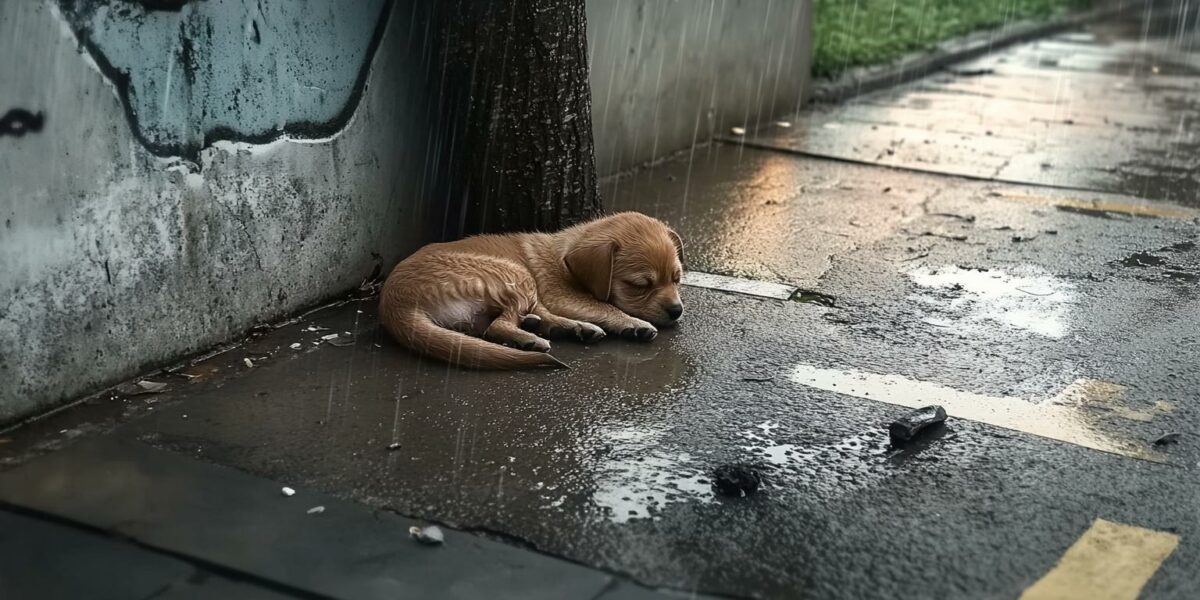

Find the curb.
[{"left": 808, "top": 0, "right": 1144, "bottom": 105}]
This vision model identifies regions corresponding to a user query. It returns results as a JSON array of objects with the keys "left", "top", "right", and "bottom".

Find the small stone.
[
  {"left": 889, "top": 405, "right": 948, "bottom": 445},
  {"left": 306, "top": 505, "right": 325, "bottom": 515},
  {"left": 243, "top": 358, "right": 254, "bottom": 368},
  {"left": 290, "top": 343, "right": 301, "bottom": 350},
  {"left": 409, "top": 525, "right": 445, "bottom": 545},
  {"left": 281, "top": 487, "right": 295, "bottom": 497},
  {"left": 730, "top": 126, "right": 747, "bottom": 136},
  {"left": 712, "top": 464, "right": 762, "bottom": 497},
  {"left": 387, "top": 442, "right": 402, "bottom": 451}
]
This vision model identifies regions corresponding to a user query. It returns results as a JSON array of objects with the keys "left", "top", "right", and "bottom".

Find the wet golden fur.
[{"left": 379, "top": 212, "right": 684, "bottom": 369}]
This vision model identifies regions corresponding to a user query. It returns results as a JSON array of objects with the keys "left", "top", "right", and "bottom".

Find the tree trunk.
[{"left": 437, "top": 0, "right": 602, "bottom": 237}]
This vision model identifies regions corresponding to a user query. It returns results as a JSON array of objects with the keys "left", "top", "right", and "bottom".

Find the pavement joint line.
[
  {"left": 1020, "top": 519, "right": 1179, "bottom": 600},
  {"left": 714, "top": 138, "right": 1198, "bottom": 219},
  {"left": 787, "top": 365, "right": 1168, "bottom": 462},
  {"left": 681, "top": 271, "right": 797, "bottom": 300}
]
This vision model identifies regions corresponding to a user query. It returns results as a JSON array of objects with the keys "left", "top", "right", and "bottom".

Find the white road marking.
[
  {"left": 681, "top": 271, "right": 797, "bottom": 300},
  {"left": 1021, "top": 519, "right": 1179, "bottom": 600},
  {"left": 788, "top": 364, "right": 1166, "bottom": 462}
]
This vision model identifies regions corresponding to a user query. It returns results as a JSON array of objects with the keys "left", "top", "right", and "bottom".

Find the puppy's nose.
[{"left": 666, "top": 303, "right": 683, "bottom": 320}]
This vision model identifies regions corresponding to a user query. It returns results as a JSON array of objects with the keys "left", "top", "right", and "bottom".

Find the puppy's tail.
[{"left": 381, "top": 308, "right": 567, "bottom": 370}]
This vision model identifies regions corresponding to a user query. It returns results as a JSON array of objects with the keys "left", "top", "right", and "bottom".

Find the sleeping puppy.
[{"left": 379, "top": 212, "right": 684, "bottom": 369}]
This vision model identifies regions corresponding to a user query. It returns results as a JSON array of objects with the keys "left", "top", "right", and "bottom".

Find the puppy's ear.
[
  {"left": 667, "top": 229, "right": 685, "bottom": 267},
  {"left": 565, "top": 240, "right": 616, "bottom": 301}
]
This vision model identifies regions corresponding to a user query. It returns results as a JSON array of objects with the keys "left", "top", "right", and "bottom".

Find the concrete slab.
[
  {"left": 0, "top": 437, "right": 655, "bottom": 600},
  {"left": 0, "top": 509, "right": 296, "bottom": 600}
]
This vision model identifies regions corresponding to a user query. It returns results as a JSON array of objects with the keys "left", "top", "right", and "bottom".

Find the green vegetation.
[{"left": 812, "top": 0, "right": 1094, "bottom": 77}]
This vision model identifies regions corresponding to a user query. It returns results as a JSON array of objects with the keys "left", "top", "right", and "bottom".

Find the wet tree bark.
[{"left": 436, "top": 0, "right": 603, "bottom": 237}]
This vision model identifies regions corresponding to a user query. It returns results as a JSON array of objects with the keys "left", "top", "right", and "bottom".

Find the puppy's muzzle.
[{"left": 666, "top": 303, "right": 683, "bottom": 321}]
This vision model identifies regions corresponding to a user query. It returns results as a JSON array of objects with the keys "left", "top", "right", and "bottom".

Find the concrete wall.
[
  {"left": 0, "top": 0, "right": 442, "bottom": 423},
  {"left": 0, "top": 0, "right": 811, "bottom": 423},
  {"left": 588, "top": 0, "right": 813, "bottom": 175}
]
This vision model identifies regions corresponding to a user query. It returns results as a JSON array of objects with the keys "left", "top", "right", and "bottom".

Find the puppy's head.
[{"left": 564, "top": 212, "right": 684, "bottom": 327}]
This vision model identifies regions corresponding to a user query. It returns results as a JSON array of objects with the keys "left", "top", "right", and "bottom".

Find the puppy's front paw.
[
  {"left": 619, "top": 322, "right": 658, "bottom": 342},
  {"left": 574, "top": 322, "right": 606, "bottom": 343}
]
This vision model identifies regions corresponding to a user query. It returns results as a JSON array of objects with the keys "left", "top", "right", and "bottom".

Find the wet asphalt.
[{"left": 3, "top": 8, "right": 1200, "bottom": 600}]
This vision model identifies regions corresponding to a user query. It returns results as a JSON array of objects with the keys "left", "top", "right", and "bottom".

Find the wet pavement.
[
  {"left": 4, "top": 7, "right": 1200, "bottom": 600},
  {"left": 729, "top": 6, "right": 1200, "bottom": 206}
]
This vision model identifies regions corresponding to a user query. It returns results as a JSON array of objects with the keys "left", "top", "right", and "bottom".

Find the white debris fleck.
[
  {"left": 730, "top": 126, "right": 747, "bottom": 136},
  {"left": 409, "top": 525, "right": 444, "bottom": 545},
  {"left": 281, "top": 487, "right": 295, "bottom": 497},
  {"left": 774, "top": 120, "right": 792, "bottom": 128},
  {"left": 306, "top": 505, "right": 325, "bottom": 515},
  {"left": 290, "top": 343, "right": 302, "bottom": 350},
  {"left": 243, "top": 358, "right": 254, "bottom": 368},
  {"left": 320, "top": 333, "right": 340, "bottom": 341}
]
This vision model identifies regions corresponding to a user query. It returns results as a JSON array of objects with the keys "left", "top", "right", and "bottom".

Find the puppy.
[{"left": 379, "top": 212, "right": 685, "bottom": 369}]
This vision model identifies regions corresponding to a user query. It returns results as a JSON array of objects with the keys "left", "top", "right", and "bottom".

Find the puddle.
[
  {"left": 1164, "top": 269, "right": 1198, "bottom": 283},
  {"left": 908, "top": 264, "right": 1074, "bottom": 339},
  {"left": 739, "top": 422, "right": 892, "bottom": 497},
  {"left": 1120, "top": 252, "right": 1168, "bottom": 267},
  {"left": 1113, "top": 246, "right": 1198, "bottom": 284},
  {"left": 788, "top": 365, "right": 1165, "bottom": 462},
  {"left": 586, "top": 425, "right": 713, "bottom": 524}
]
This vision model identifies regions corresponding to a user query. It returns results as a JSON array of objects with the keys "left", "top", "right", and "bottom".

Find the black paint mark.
[
  {"left": 55, "top": 0, "right": 397, "bottom": 162},
  {"left": 131, "top": 0, "right": 191, "bottom": 12},
  {"left": 251, "top": 20, "right": 261, "bottom": 44},
  {"left": 104, "top": 260, "right": 112, "bottom": 285},
  {"left": 0, "top": 109, "right": 45, "bottom": 137},
  {"left": 178, "top": 24, "right": 196, "bottom": 87}
]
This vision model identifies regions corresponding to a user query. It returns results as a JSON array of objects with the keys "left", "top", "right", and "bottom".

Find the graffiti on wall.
[
  {"left": 55, "top": 0, "right": 393, "bottom": 161},
  {"left": 0, "top": 109, "right": 45, "bottom": 137}
]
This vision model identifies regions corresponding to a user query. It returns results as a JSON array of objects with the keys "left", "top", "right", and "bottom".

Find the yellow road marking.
[
  {"left": 1021, "top": 519, "right": 1179, "bottom": 600},
  {"left": 788, "top": 365, "right": 1166, "bottom": 462},
  {"left": 998, "top": 192, "right": 1197, "bottom": 220}
]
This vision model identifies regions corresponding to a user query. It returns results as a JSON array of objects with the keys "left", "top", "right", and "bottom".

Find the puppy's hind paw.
[{"left": 519, "top": 314, "right": 542, "bottom": 331}]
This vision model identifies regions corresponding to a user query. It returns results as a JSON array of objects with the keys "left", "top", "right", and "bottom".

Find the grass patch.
[{"left": 813, "top": 0, "right": 1095, "bottom": 77}]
